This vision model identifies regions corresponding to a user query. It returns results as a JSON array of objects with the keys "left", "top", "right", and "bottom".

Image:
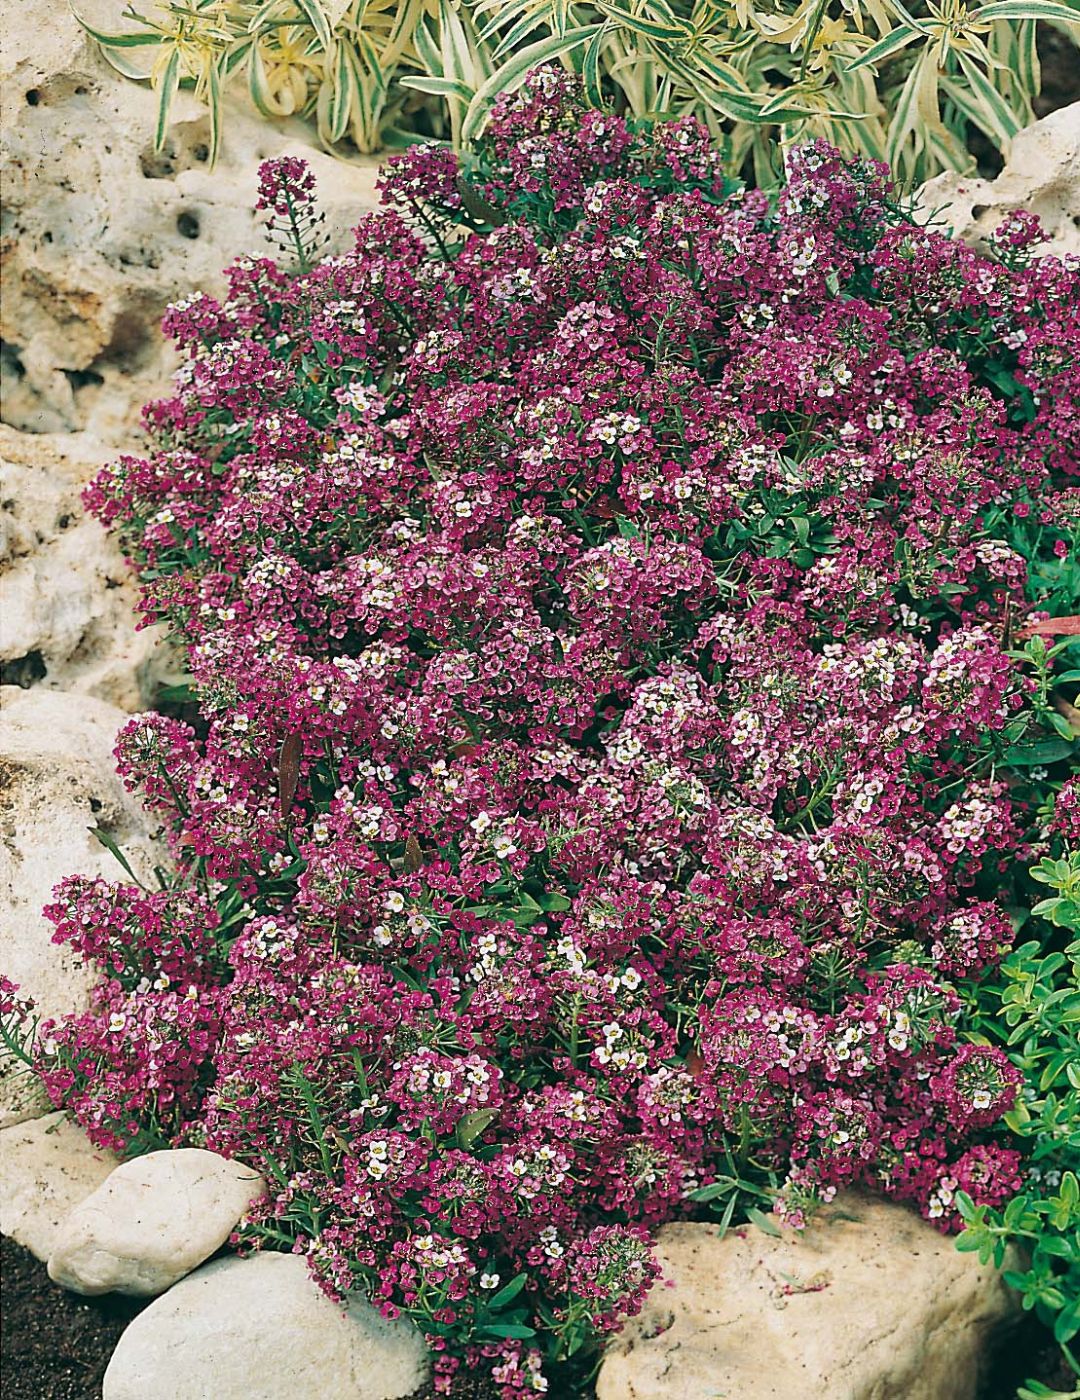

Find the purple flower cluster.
[{"left": 26, "top": 70, "right": 1079, "bottom": 1394}]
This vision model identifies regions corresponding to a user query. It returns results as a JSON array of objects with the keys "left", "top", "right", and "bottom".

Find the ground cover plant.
[
  {"left": 82, "top": 0, "right": 1080, "bottom": 182},
  {"left": 959, "top": 826, "right": 1080, "bottom": 1395},
  {"left": 3, "top": 70, "right": 1079, "bottom": 1396}
]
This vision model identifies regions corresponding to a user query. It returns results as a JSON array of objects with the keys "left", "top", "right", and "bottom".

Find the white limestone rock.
[
  {"left": 102, "top": 1251, "right": 430, "bottom": 1400},
  {"left": 0, "top": 1110, "right": 119, "bottom": 1261},
  {"left": 597, "top": 1192, "right": 1019, "bottom": 1400},
  {"left": 918, "top": 102, "right": 1080, "bottom": 258},
  {"left": 0, "top": 424, "right": 167, "bottom": 708},
  {"left": 1, "top": 0, "right": 382, "bottom": 444},
  {"left": 0, "top": 685, "right": 162, "bottom": 1127},
  {"left": 48, "top": 1147, "right": 267, "bottom": 1296}
]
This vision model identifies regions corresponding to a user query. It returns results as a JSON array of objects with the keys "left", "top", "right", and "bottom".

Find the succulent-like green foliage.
[
  {"left": 958, "top": 848, "right": 1080, "bottom": 1396},
  {"left": 78, "top": 0, "right": 1079, "bottom": 183}
]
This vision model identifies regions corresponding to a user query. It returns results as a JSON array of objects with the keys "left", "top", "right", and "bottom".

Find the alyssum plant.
[
  {"left": 3, "top": 70, "right": 1078, "bottom": 1397},
  {"left": 79, "top": 0, "right": 1080, "bottom": 183}
]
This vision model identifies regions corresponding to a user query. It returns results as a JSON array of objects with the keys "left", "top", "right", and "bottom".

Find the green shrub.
[
  {"left": 958, "top": 845, "right": 1080, "bottom": 1398},
  {"left": 79, "top": 0, "right": 1080, "bottom": 181}
]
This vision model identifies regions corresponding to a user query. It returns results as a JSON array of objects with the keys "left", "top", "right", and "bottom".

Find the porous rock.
[
  {"left": 0, "top": 685, "right": 161, "bottom": 1127},
  {"left": 102, "top": 1251, "right": 430, "bottom": 1400},
  {"left": 0, "top": 1110, "right": 119, "bottom": 1261},
  {"left": 597, "top": 1192, "right": 1019, "bottom": 1400},
  {"left": 918, "top": 101, "right": 1080, "bottom": 257},
  {"left": 48, "top": 1147, "right": 267, "bottom": 1296},
  {"left": 0, "top": 424, "right": 166, "bottom": 708},
  {"left": 1, "top": 0, "right": 382, "bottom": 443}
]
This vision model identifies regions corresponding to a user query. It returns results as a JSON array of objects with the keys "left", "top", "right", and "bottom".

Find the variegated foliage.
[{"left": 79, "top": 0, "right": 1079, "bottom": 183}]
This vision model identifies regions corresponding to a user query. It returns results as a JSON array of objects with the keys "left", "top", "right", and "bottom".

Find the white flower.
[{"left": 493, "top": 831, "right": 518, "bottom": 859}]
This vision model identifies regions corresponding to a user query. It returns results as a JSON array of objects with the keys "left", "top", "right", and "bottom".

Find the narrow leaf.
[
  {"left": 90, "top": 828, "right": 144, "bottom": 886},
  {"left": 154, "top": 46, "right": 181, "bottom": 151},
  {"left": 975, "top": 0, "right": 1080, "bottom": 22},
  {"left": 747, "top": 1205, "right": 782, "bottom": 1237},
  {"left": 295, "top": 0, "right": 334, "bottom": 49},
  {"left": 72, "top": 11, "right": 164, "bottom": 47},
  {"left": 461, "top": 26, "right": 599, "bottom": 145},
  {"left": 487, "top": 1273, "right": 528, "bottom": 1309},
  {"left": 845, "top": 24, "right": 920, "bottom": 72}
]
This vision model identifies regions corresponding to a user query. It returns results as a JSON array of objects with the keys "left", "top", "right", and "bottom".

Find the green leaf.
[
  {"left": 89, "top": 827, "right": 143, "bottom": 886},
  {"left": 479, "top": 1322, "right": 537, "bottom": 1339},
  {"left": 154, "top": 46, "right": 181, "bottom": 151},
  {"left": 488, "top": 6, "right": 550, "bottom": 60},
  {"left": 594, "top": 1, "right": 690, "bottom": 43},
  {"left": 249, "top": 41, "right": 288, "bottom": 117},
  {"left": 399, "top": 75, "right": 475, "bottom": 101},
  {"left": 535, "top": 890, "right": 572, "bottom": 912},
  {"left": 1053, "top": 1300, "right": 1078, "bottom": 1344},
  {"left": 954, "top": 50, "right": 1021, "bottom": 143},
  {"left": 1004, "top": 738, "right": 1075, "bottom": 766},
  {"left": 887, "top": 47, "right": 932, "bottom": 174},
  {"left": 746, "top": 1206, "right": 781, "bottom": 1238},
  {"left": 582, "top": 25, "right": 607, "bottom": 108},
  {"left": 294, "top": 0, "right": 334, "bottom": 49},
  {"left": 689, "top": 1181, "right": 731, "bottom": 1202},
  {"left": 96, "top": 44, "right": 157, "bottom": 80},
  {"left": 72, "top": 11, "right": 164, "bottom": 47},
  {"left": 461, "top": 26, "right": 599, "bottom": 145},
  {"left": 486, "top": 1273, "right": 528, "bottom": 1309},
  {"left": 476, "top": 0, "right": 542, "bottom": 45},
  {"left": 456, "top": 1107, "right": 499, "bottom": 1149},
  {"left": 975, "top": 0, "right": 1080, "bottom": 22},
  {"left": 206, "top": 57, "right": 224, "bottom": 167},
  {"left": 844, "top": 24, "right": 921, "bottom": 73}
]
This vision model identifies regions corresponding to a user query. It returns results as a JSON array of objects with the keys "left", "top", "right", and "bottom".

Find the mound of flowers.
[{"left": 12, "top": 70, "right": 1079, "bottom": 1397}]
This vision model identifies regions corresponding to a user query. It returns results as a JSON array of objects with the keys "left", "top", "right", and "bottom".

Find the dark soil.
[
  {"left": 0, "top": 1237, "right": 546, "bottom": 1400},
  {"left": 981, "top": 1312, "right": 1078, "bottom": 1400},
  {"left": 0, "top": 1235, "right": 145, "bottom": 1400},
  {"left": 4, "top": 1231, "right": 1077, "bottom": 1400},
  {"left": 406, "top": 1378, "right": 505, "bottom": 1400},
  {"left": 1035, "top": 24, "right": 1080, "bottom": 119},
  {"left": 969, "top": 23, "right": 1080, "bottom": 175}
]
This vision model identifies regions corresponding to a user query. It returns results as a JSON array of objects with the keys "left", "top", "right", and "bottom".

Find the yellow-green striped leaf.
[
  {"left": 594, "top": 1, "right": 692, "bottom": 43},
  {"left": 248, "top": 41, "right": 290, "bottom": 117},
  {"left": 582, "top": 25, "right": 607, "bottom": 107},
  {"left": 96, "top": 45, "right": 156, "bottom": 81},
  {"left": 206, "top": 57, "right": 224, "bottom": 166},
  {"left": 844, "top": 23, "right": 921, "bottom": 72},
  {"left": 954, "top": 49, "right": 1021, "bottom": 144},
  {"left": 154, "top": 46, "right": 181, "bottom": 151},
  {"left": 400, "top": 74, "right": 475, "bottom": 101},
  {"left": 461, "top": 25, "right": 600, "bottom": 145},
  {"left": 491, "top": 9, "right": 551, "bottom": 61},
  {"left": 1016, "top": 18, "right": 1041, "bottom": 96},
  {"left": 72, "top": 11, "right": 164, "bottom": 47},
  {"left": 294, "top": 0, "right": 334, "bottom": 50},
  {"left": 975, "top": 0, "right": 1080, "bottom": 21},
  {"left": 327, "top": 40, "right": 354, "bottom": 141}
]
